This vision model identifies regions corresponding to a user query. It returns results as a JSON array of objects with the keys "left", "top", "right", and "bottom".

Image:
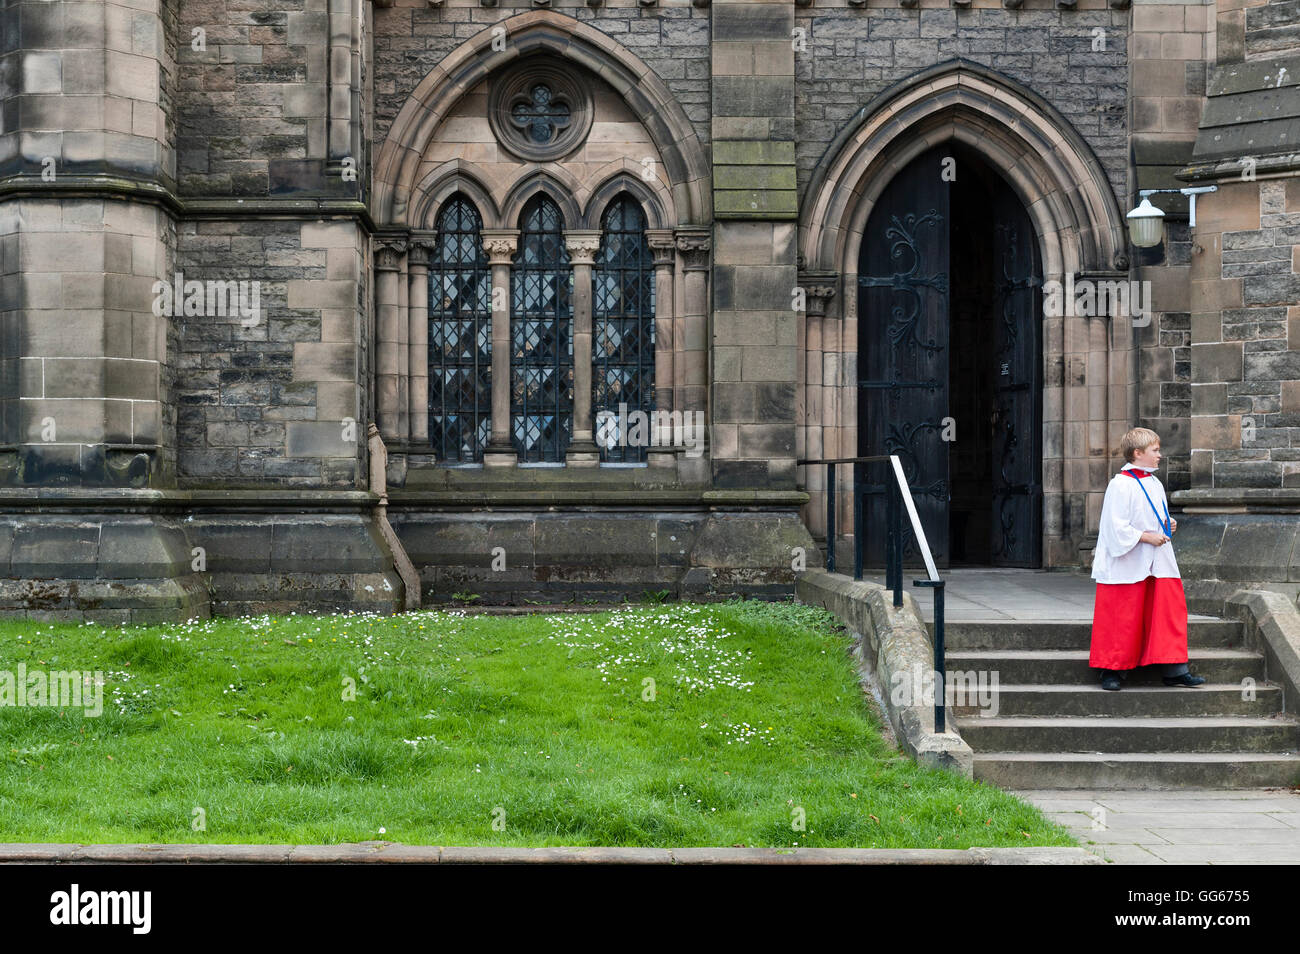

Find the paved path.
[
  {"left": 860, "top": 566, "right": 1221, "bottom": 623},
  {"left": 1015, "top": 788, "right": 1300, "bottom": 864},
  {"left": 855, "top": 568, "right": 1300, "bottom": 863}
]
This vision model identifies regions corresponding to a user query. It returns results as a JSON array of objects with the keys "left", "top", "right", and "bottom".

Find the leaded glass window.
[
  {"left": 593, "top": 196, "right": 655, "bottom": 463},
  {"left": 510, "top": 194, "right": 573, "bottom": 463},
  {"left": 428, "top": 195, "right": 491, "bottom": 462}
]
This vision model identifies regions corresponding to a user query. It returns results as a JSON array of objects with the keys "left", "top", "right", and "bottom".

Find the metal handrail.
[{"left": 797, "top": 454, "right": 949, "bottom": 732}]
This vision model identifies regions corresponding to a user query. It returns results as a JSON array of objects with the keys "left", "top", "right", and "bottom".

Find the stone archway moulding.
[
  {"left": 800, "top": 59, "right": 1128, "bottom": 281},
  {"left": 373, "top": 9, "right": 712, "bottom": 229},
  {"left": 797, "top": 60, "right": 1133, "bottom": 569}
]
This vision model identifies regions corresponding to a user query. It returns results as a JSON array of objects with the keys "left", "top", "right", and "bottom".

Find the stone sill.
[
  {"left": 388, "top": 488, "right": 809, "bottom": 508},
  {"left": 0, "top": 487, "right": 809, "bottom": 511},
  {"left": 399, "top": 464, "right": 706, "bottom": 492},
  {"left": 0, "top": 489, "right": 379, "bottom": 513},
  {"left": 1170, "top": 488, "right": 1300, "bottom": 512}
]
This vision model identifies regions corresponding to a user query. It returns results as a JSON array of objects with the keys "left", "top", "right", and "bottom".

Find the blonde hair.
[{"left": 1121, "top": 426, "right": 1161, "bottom": 463}]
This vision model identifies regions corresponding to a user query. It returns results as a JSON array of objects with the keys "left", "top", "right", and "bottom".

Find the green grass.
[{"left": 0, "top": 601, "right": 1074, "bottom": 848}]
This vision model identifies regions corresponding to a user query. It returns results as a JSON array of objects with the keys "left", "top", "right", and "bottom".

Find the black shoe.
[
  {"left": 1163, "top": 673, "right": 1206, "bottom": 687},
  {"left": 1101, "top": 674, "right": 1122, "bottom": 691}
]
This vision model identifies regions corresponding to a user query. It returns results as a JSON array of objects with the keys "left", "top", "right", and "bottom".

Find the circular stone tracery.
[{"left": 488, "top": 59, "right": 594, "bottom": 162}]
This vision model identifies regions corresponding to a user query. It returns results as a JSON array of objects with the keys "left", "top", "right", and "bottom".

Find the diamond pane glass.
[
  {"left": 511, "top": 195, "right": 573, "bottom": 463},
  {"left": 593, "top": 196, "right": 655, "bottom": 463},
  {"left": 428, "top": 196, "right": 491, "bottom": 462}
]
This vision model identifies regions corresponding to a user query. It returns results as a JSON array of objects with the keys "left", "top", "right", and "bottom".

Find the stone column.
[
  {"left": 407, "top": 237, "right": 433, "bottom": 447},
  {"left": 646, "top": 229, "right": 677, "bottom": 468},
  {"left": 374, "top": 238, "right": 407, "bottom": 442},
  {"left": 800, "top": 272, "right": 838, "bottom": 536},
  {"left": 565, "top": 230, "right": 603, "bottom": 466},
  {"left": 481, "top": 230, "right": 518, "bottom": 466},
  {"left": 675, "top": 228, "right": 711, "bottom": 421}
]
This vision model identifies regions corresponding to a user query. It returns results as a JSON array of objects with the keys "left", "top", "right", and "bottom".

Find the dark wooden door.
[
  {"left": 857, "top": 148, "right": 951, "bottom": 568},
  {"left": 989, "top": 181, "right": 1042, "bottom": 566}
]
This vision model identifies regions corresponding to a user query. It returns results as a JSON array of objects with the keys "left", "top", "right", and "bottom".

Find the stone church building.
[{"left": 0, "top": 0, "right": 1296, "bottom": 620}]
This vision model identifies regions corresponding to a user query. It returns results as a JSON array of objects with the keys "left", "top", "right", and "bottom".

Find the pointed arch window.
[
  {"left": 511, "top": 194, "right": 573, "bottom": 463},
  {"left": 428, "top": 195, "right": 492, "bottom": 462},
  {"left": 593, "top": 196, "right": 655, "bottom": 463}
]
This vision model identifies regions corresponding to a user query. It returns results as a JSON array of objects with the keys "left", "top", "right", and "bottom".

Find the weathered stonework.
[{"left": 0, "top": 0, "right": 1298, "bottom": 618}]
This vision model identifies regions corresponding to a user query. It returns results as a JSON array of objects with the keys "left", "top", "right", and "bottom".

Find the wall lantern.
[{"left": 1126, "top": 186, "right": 1218, "bottom": 248}]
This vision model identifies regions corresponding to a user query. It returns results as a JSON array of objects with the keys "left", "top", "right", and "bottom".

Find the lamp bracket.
[{"left": 1138, "top": 186, "right": 1218, "bottom": 227}]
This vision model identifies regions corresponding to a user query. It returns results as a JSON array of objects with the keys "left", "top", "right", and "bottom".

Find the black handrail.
[{"left": 797, "top": 455, "right": 949, "bottom": 733}]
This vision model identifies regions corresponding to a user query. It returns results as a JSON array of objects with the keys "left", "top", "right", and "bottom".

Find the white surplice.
[{"left": 1090, "top": 464, "right": 1181, "bottom": 584}]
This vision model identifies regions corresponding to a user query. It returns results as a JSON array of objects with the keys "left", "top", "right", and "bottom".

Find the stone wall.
[
  {"left": 710, "top": 0, "right": 799, "bottom": 491},
  {"left": 794, "top": 3, "right": 1130, "bottom": 205},
  {"left": 371, "top": 0, "right": 712, "bottom": 160},
  {"left": 1245, "top": 0, "right": 1299, "bottom": 59},
  {"left": 1128, "top": 0, "right": 1214, "bottom": 495},
  {"left": 1189, "top": 179, "right": 1300, "bottom": 488},
  {"left": 174, "top": 219, "right": 368, "bottom": 488}
]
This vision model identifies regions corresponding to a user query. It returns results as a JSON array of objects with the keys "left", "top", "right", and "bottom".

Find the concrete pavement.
[{"left": 1015, "top": 788, "right": 1300, "bottom": 864}]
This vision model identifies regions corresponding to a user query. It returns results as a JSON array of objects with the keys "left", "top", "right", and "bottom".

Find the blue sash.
[{"left": 1123, "top": 469, "right": 1171, "bottom": 536}]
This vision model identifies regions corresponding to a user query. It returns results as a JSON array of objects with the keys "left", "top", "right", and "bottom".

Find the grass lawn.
[{"left": 0, "top": 600, "right": 1074, "bottom": 848}]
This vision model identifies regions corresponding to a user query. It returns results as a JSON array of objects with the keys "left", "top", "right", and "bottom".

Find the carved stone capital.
[
  {"left": 675, "top": 228, "right": 711, "bottom": 270},
  {"left": 406, "top": 237, "right": 436, "bottom": 269},
  {"left": 375, "top": 237, "right": 408, "bottom": 271},
  {"left": 564, "top": 230, "right": 603, "bottom": 266},
  {"left": 481, "top": 229, "right": 519, "bottom": 266},
  {"left": 798, "top": 271, "right": 840, "bottom": 318},
  {"left": 645, "top": 229, "right": 676, "bottom": 268}
]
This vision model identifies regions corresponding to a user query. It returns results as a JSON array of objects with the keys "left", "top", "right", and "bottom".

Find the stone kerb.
[{"left": 796, "top": 568, "right": 974, "bottom": 778}]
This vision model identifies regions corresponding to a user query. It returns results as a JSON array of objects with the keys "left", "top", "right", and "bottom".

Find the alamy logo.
[
  {"left": 151, "top": 271, "right": 261, "bottom": 326},
  {"left": 50, "top": 884, "right": 151, "bottom": 934},
  {"left": 1043, "top": 272, "right": 1152, "bottom": 325},
  {"left": 595, "top": 404, "right": 706, "bottom": 458},
  {"left": 0, "top": 665, "right": 103, "bottom": 717},
  {"left": 890, "top": 663, "right": 1000, "bottom": 717}
]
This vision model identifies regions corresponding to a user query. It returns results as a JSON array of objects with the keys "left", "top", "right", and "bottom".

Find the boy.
[{"left": 1089, "top": 427, "right": 1204, "bottom": 691}]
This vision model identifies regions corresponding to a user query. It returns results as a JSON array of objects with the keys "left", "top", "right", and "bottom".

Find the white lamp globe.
[{"left": 1126, "top": 197, "right": 1165, "bottom": 248}]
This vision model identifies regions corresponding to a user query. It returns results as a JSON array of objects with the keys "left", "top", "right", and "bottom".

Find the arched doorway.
[{"left": 857, "top": 142, "right": 1043, "bottom": 568}]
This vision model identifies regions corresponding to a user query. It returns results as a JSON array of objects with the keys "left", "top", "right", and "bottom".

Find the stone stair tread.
[
  {"left": 947, "top": 648, "right": 1260, "bottom": 659},
  {"left": 975, "top": 752, "right": 1300, "bottom": 762},
  {"left": 958, "top": 715, "right": 1298, "bottom": 729},
  {"left": 953, "top": 682, "right": 1277, "bottom": 691},
  {"left": 935, "top": 621, "right": 1227, "bottom": 629}
]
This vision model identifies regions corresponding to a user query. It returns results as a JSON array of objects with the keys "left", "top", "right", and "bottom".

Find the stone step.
[
  {"left": 949, "top": 682, "right": 1285, "bottom": 718},
  {"left": 974, "top": 752, "right": 1300, "bottom": 790},
  {"left": 956, "top": 715, "right": 1300, "bottom": 754},
  {"left": 934, "top": 618, "right": 1244, "bottom": 651},
  {"left": 944, "top": 648, "right": 1263, "bottom": 685}
]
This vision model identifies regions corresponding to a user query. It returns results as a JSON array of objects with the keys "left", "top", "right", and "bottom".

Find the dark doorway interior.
[
  {"left": 856, "top": 141, "right": 1043, "bottom": 569},
  {"left": 948, "top": 144, "right": 999, "bottom": 565}
]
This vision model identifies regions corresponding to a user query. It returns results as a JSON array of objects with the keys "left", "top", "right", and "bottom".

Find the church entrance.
[{"left": 857, "top": 142, "right": 1043, "bottom": 569}]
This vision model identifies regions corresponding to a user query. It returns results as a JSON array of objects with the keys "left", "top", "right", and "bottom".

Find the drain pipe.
[{"left": 367, "top": 423, "right": 421, "bottom": 611}]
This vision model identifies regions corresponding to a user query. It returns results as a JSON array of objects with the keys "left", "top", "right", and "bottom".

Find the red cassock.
[
  {"left": 1089, "top": 576, "right": 1189, "bottom": 670},
  {"left": 1089, "top": 466, "right": 1189, "bottom": 670}
]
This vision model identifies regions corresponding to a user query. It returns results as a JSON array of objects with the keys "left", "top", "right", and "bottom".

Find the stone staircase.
[{"left": 934, "top": 617, "right": 1300, "bottom": 789}]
